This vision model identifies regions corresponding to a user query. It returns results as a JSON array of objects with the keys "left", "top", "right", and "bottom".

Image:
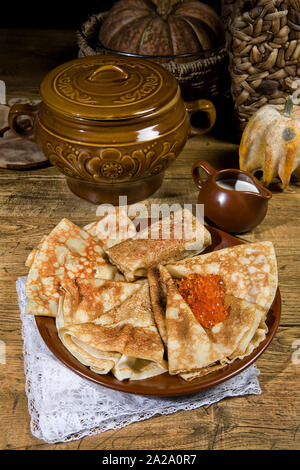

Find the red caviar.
[{"left": 178, "top": 273, "right": 229, "bottom": 329}]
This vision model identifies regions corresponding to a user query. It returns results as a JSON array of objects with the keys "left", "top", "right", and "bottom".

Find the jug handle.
[
  {"left": 192, "top": 160, "right": 216, "bottom": 190},
  {"left": 8, "top": 102, "right": 40, "bottom": 142},
  {"left": 185, "top": 99, "right": 216, "bottom": 137}
]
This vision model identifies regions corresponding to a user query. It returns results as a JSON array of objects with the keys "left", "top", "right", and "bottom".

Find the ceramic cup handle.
[
  {"left": 8, "top": 102, "right": 40, "bottom": 141},
  {"left": 192, "top": 160, "right": 216, "bottom": 190},
  {"left": 185, "top": 99, "right": 216, "bottom": 137}
]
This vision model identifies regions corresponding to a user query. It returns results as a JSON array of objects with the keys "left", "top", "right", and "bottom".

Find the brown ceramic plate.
[{"left": 35, "top": 226, "right": 281, "bottom": 396}]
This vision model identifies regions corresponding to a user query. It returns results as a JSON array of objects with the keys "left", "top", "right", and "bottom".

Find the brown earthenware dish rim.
[{"left": 35, "top": 225, "right": 281, "bottom": 396}]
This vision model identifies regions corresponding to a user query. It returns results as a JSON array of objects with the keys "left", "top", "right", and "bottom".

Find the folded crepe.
[
  {"left": 25, "top": 235, "right": 47, "bottom": 268},
  {"left": 26, "top": 218, "right": 118, "bottom": 317},
  {"left": 56, "top": 278, "right": 141, "bottom": 327},
  {"left": 57, "top": 283, "right": 168, "bottom": 380},
  {"left": 166, "top": 241, "right": 278, "bottom": 311},
  {"left": 148, "top": 264, "right": 268, "bottom": 381},
  {"left": 105, "top": 208, "right": 211, "bottom": 281},
  {"left": 84, "top": 207, "right": 137, "bottom": 251}
]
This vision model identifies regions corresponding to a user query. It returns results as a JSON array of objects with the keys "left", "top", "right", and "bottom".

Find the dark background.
[{"left": 0, "top": 1, "right": 221, "bottom": 29}]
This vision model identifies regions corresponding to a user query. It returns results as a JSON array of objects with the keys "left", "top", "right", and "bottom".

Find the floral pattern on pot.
[{"left": 46, "top": 141, "right": 178, "bottom": 183}]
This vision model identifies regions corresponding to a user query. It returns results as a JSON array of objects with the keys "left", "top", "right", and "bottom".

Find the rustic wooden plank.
[
  {"left": 0, "top": 326, "right": 299, "bottom": 450},
  {"left": 0, "top": 28, "right": 299, "bottom": 451}
]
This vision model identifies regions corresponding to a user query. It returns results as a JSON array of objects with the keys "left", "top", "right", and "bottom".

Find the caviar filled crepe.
[
  {"left": 148, "top": 264, "right": 269, "bottom": 381},
  {"left": 57, "top": 283, "right": 168, "bottom": 380},
  {"left": 25, "top": 218, "right": 118, "bottom": 317},
  {"left": 105, "top": 208, "right": 211, "bottom": 281},
  {"left": 166, "top": 241, "right": 278, "bottom": 311}
]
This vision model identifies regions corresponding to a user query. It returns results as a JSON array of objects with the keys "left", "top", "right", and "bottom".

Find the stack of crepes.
[{"left": 25, "top": 207, "right": 278, "bottom": 382}]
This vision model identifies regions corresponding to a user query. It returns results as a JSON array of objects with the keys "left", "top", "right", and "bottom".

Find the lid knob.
[
  {"left": 41, "top": 54, "right": 179, "bottom": 120},
  {"left": 87, "top": 65, "right": 129, "bottom": 84}
]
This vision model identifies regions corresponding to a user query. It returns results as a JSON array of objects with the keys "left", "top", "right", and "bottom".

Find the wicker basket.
[
  {"left": 77, "top": 12, "right": 230, "bottom": 102},
  {"left": 222, "top": 0, "right": 300, "bottom": 131}
]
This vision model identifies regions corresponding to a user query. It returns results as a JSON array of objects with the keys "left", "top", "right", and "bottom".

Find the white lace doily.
[{"left": 16, "top": 276, "right": 261, "bottom": 444}]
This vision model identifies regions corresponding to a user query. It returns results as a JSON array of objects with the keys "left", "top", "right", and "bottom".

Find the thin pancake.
[
  {"left": 58, "top": 321, "right": 121, "bottom": 374},
  {"left": 180, "top": 312, "right": 269, "bottom": 381},
  {"left": 58, "top": 283, "right": 168, "bottom": 380},
  {"left": 180, "top": 363, "right": 225, "bottom": 381},
  {"left": 148, "top": 264, "right": 267, "bottom": 380},
  {"left": 148, "top": 265, "right": 223, "bottom": 374},
  {"left": 148, "top": 265, "right": 169, "bottom": 346},
  {"left": 206, "top": 295, "right": 267, "bottom": 359},
  {"left": 166, "top": 241, "right": 277, "bottom": 310},
  {"left": 57, "top": 278, "right": 141, "bottom": 327},
  {"left": 84, "top": 207, "right": 136, "bottom": 250},
  {"left": 25, "top": 235, "right": 47, "bottom": 268},
  {"left": 25, "top": 218, "right": 117, "bottom": 317},
  {"left": 106, "top": 208, "right": 211, "bottom": 281}
]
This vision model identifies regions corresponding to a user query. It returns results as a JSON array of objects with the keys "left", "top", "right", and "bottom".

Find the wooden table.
[{"left": 0, "top": 29, "right": 299, "bottom": 450}]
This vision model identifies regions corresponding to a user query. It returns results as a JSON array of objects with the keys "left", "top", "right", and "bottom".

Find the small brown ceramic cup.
[{"left": 192, "top": 160, "right": 272, "bottom": 233}]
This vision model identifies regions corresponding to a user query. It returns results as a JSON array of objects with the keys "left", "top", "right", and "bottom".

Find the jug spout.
[{"left": 248, "top": 174, "right": 272, "bottom": 200}]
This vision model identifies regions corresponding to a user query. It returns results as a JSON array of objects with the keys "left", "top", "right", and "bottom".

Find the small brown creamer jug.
[{"left": 192, "top": 161, "right": 272, "bottom": 234}]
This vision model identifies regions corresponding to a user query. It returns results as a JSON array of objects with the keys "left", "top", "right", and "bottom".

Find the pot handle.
[
  {"left": 8, "top": 102, "right": 40, "bottom": 142},
  {"left": 185, "top": 99, "right": 216, "bottom": 137},
  {"left": 192, "top": 160, "right": 216, "bottom": 190}
]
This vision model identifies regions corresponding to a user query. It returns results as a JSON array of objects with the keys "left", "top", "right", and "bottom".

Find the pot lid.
[{"left": 40, "top": 54, "right": 179, "bottom": 121}]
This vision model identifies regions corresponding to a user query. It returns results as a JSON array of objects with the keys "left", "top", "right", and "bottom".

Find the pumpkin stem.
[
  {"left": 282, "top": 95, "right": 294, "bottom": 117},
  {"left": 155, "top": 0, "right": 180, "bottom": 18}
]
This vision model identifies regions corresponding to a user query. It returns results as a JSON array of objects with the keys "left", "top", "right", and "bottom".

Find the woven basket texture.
[{"left": 222, "top": 0, "right": 300, "bottom": 129}]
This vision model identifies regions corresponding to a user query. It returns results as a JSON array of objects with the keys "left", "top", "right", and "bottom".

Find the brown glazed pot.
[
  {"left": 8, "top": 55, "right": 216, "bottom": 205},
  {"left": 192, "top": 161, "right": 272, "bottom": 233}
]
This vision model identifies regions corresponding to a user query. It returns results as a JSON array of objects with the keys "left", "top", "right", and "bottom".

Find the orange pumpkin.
[
  {"left": 239, "top": 97, "right": 300, "bottom": 189},
  {"left": 99, "top": 0, "right": 224, "bottom": 56}
]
